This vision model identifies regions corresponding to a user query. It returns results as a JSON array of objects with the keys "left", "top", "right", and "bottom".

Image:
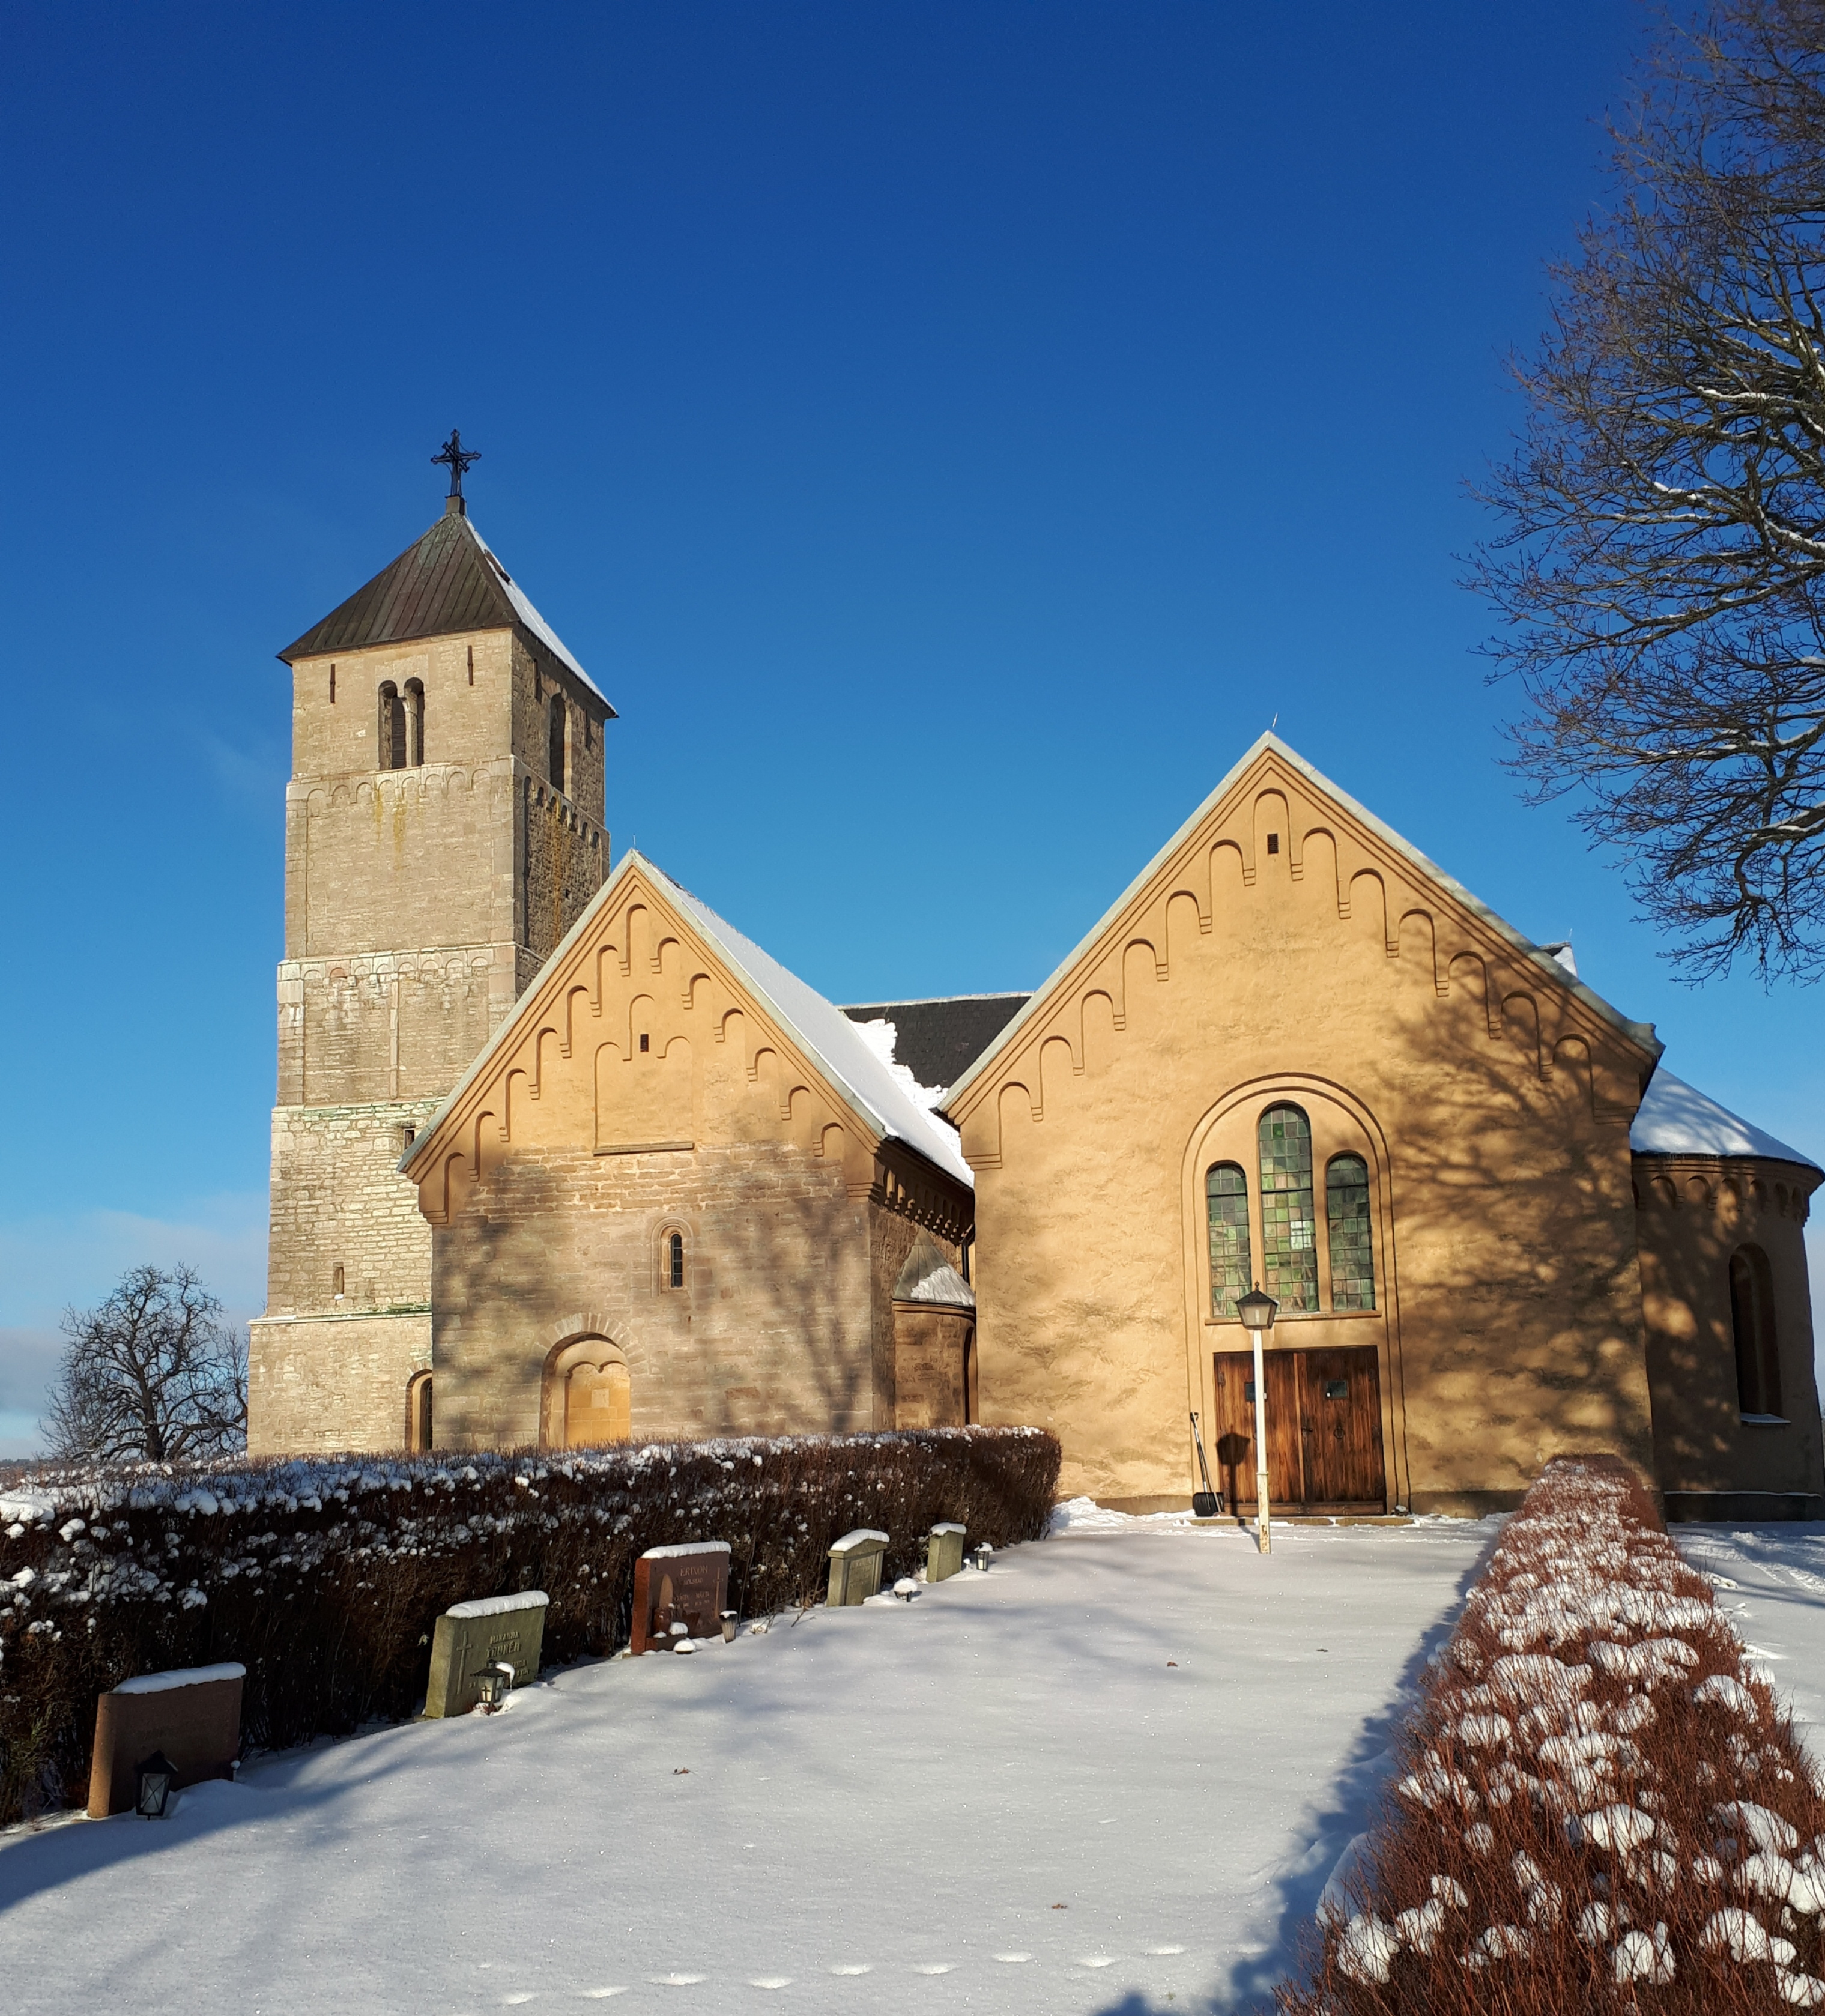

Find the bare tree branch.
[
  {"left": 1469, "top": 0, "right": 1825, "bottom": 979},
  {"left": 41, "top": 1264, "right": 249, "bottom": 1465}
]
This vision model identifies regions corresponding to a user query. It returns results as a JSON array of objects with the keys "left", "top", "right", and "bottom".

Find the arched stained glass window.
[
  {"left": 1258, "top": 1104, "right": 1318, "bottom": 1313},
  {"left": 1326, "top": 1154, "right": 1375, "bottom": 1311},
  {"left": 1206, "top": 1163, "right": 1251, "bottom": 1318}
]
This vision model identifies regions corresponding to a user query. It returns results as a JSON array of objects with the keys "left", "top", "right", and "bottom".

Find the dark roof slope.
[
  {"left": 840, "top": 993, "right": 1031, "bottom": 1092},
  {"left": 279, "top": 503, "right": 613, "bottom": 709}
]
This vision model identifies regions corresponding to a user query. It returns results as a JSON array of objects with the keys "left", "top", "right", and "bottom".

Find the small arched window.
[
  {"left": 549, "top": 693, "right": 567, "bottom": 793},
  {"left": 404, "top": 679, "right": 425, "bottom": 766},
  {"left": 1206, "top": 1163, "right": 1252, "bottom": 1318},
  {"left": 378, "top": 681, "right": 406, "bottom": 770},
  {"left": 667, "top": 1230, "right": 685, "bottom": 1289},
  {"left": 1728, "top": 1244, "right": 1782, "bottom": 1418},
  {"left": 1326, "top": 1154, "right": 1376, "bottom": 1312},
  {"left": 1258, "top": 1103, "right": 1318, "bottom": 1313},
  {"left": 332, "top": 1263, "right": 345, "bottom": 1300}
]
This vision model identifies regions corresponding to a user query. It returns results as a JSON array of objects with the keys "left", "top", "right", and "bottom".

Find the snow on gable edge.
[
  {"left": 401, "top": 852, "right": 972, "bottom": 1192},
  {"left": 1630, "top": 1068, "right": 1821, "bottom": 1174},
  {"left": 646, "top": 861, "right": 973, "bottom": 1188}
]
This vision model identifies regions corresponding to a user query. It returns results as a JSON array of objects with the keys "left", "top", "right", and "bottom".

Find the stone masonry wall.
[
  {"left": 247, "top": 1311, "right": 432, "bottom": 1456},
  {"left": 431, "top": 1141, "right": 880, "bottom": 1450},
  {"left": 264, "top": 1101, "right": 441, "bottom": 1316}
]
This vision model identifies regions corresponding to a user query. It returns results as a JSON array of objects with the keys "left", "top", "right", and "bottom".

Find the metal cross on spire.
[{"left": 432, "top": 429, "right": 480, "bottom": 499}]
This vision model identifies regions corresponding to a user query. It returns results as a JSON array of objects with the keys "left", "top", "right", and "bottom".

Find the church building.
[{"left": 249, "top": 486, "right": 1822, "bottom": 1522}]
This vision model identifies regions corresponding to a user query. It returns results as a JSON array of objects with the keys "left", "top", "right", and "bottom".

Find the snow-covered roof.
[
  {"left": 944, "top": 732, "right": 1662, "bottom": 1112},
  {"left": 405, "top": 852, "right": 973, "bottom": 1191},
  {"left": 892, "top": 1231, "right": 976, "bottom": 1310},
  {"left": 643, "top": 856, "right": 973, "bottom": 1188},
  {"left": 1630, "top": 1068, "right": 1820, "bottom": 1173},
  {"left": 467, "top": 520, "right": 609, "bottom": 707}
]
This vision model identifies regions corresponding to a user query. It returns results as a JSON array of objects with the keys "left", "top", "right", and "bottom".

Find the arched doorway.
[{"left": 540, "top": 1334, "right": 632, "bottom": 1450}]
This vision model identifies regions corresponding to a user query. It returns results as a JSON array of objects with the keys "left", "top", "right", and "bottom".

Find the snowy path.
[
  {"left": 0, "top": 1518, "right": 1494, "bottom": 2015},
  {"left": 1673, "top": 1520, "right": 1825, "bottom": 1740}
]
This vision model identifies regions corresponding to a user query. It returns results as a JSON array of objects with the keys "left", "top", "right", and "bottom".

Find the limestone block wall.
[
  {"left": 892, "top": 1304, "right": 973, "bottom": 1428},
  {"left": 247, "top": 1311, "right": 432, "bottom": 1456},
  {"left": 262, "top": 1100, "right": 440, "bottom": 1317},
  {"left": 1635, "top": 1154, "right": 1824, "bottom": 1515},
  {"left": 429, "top": 1141, "right": 883, "bottom": 1450}
]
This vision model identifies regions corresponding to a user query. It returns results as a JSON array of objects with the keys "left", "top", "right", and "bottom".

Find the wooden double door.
[{"left": 1211, "top": 1344, "right": 1386, "bottom": 1512}]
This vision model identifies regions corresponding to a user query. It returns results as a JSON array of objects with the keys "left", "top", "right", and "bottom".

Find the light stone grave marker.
[
  {"left": 631, "top": 1542, "right": 730, "bottom": 1654},
  {"left": 926, "top": 1522, "right": 967, "bottom": 1582},
  {"left": 425, "top": 1590, "right": 549, "bottom": 1716},
  {"left": 826, "top": 1528, "right": 889, "bottom": 1606}
]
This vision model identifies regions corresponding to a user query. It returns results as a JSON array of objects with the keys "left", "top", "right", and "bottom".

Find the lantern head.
[
  {"left": 1235, "top": 1285, "right": 1279, "bottom": 1332},
  {"left": 135, "top": 1749, "right": 175, "bottom": 1819}
]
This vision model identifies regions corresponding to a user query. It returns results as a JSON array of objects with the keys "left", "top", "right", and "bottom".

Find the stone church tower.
[{"left": 247, "top": 482, "right": 615, "bottom": 1453}]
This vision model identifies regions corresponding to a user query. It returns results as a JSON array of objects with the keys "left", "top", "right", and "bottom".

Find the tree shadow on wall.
[{"left": 435, "top": 1143, "right": 874, "bottom": 1447}]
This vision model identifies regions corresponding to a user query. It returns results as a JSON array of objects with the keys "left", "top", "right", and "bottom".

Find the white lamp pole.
[{"left": 1235, "top": 1285, "right": 1279, "bottom": 1556}]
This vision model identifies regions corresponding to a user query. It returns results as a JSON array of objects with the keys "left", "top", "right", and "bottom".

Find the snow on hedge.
[
  {"left": 1279, "top": 1456, "right": 1825, "bottom": 2015},
  {"left": 0, "top": 1427, "right": 1060, "bottom": 1825}
]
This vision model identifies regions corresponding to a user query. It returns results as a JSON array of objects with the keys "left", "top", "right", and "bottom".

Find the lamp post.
[{"left": 1235, "top": 1285, "right": 1279, "bottom": 1554}]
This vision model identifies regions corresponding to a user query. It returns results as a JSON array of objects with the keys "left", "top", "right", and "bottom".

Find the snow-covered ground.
[
  {"left": 1672, "top": 1521, "right": 1825, "bottom": 1743},
  {"left": 0, "top": 1511, "right": 1818, "bottom": 2015}
]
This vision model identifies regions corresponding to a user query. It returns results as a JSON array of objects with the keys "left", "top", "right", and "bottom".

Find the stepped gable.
[
  {"left": 279, "top": 501, "right": 613, "bottom": 708},
  {"left": 840, "top": 994, "right": 1031, "bottom": 1094}
]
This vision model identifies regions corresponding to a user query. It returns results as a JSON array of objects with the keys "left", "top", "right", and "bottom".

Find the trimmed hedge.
[
  {"left": 0, "top": 1425, "right": 1060, "bottom": 1824},
  {"left": 1279, "top": 1455, "right": 1825, "bottom": 2014}
]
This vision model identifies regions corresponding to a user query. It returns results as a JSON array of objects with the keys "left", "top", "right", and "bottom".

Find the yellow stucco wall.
[
  {"left": 1635, "top": 1155, "right": 1824, "bottom": 1515},
  {"left": 407, "top": 868, "right": 970, "bottom": 1451},
  {"left": 946, "top": 745, "right": 1662, "bottom": 1514}
]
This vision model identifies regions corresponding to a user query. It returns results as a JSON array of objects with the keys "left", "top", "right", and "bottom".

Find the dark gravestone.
[
  {"left": 88, "top": 1663, "right": 245, "bottom": 1818},
  {"left": 631, "top": 1542, "right": 731, "bottom": 1654}
]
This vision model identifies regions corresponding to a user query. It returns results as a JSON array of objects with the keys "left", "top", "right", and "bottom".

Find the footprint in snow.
[
  {"left": 1146, "top": 1945, "right": 1187, "bottom": 1956},
  {"left": 503, "top": 1998, "right": 536, "bottom": 2007},
  {"left": 912, "top": 1963, "right": 954, "bottom": 1975},
  {"left": 748, "top": 1979, "right": 793, "bottom": 1991},
  {"left": 828, "top": 1965, "right": 871, "bottom": 1976},
  {"left": 577, "top": 1992, "right": 629, "bottom": 2001},
  {"left": 1077, "top": 1957, "right": 1116, "bottom": 1968},
  {"left": 993, "top": 1954, "right": 1032, "bottom": 1964},
  {"left": 647, "top": 1976, "right": 707, "bottom": 1988}
]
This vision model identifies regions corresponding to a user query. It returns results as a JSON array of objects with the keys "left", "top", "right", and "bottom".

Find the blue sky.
[{"left": 0, "top": 1, "right": 1818, "bottom": 1453}]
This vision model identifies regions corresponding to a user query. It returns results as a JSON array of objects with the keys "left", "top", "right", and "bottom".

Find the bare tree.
[
  {"left": 42, "top": 1264, "right": 248, "bottom": 1464},
  {"left": 1472, "top": 0, "right": 1825, "bottom": 979}
]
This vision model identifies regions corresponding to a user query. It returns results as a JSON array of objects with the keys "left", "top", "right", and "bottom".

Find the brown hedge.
[
  {"left": 1278, "top": 1455, "right": 1825, "bottom": 2014},
  {"left": 0, "top": 1424, "right": 1060, "bottom": 1824}
]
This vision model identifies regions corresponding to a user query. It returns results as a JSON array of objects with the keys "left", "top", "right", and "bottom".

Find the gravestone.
[
  {"left": 826, "top": 1528, "right": 889, "bottom": 1606},
  {"left": 926, "top": 1522, "right": 967, "bottom": 1583},
  {"left": 88, "top": 1662, "right": 245, "bottom": 1818},
  {"left": 425, "top": 1590, "right": 549, "bottom": 1717},
  {"left": 631, "top": 1542, "right": 731, "bottom": 1654}
]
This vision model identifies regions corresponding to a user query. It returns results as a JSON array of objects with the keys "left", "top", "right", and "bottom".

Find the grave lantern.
[
  {"left": 1234, "top": 1285, "right": 1279, "bottom": 1556},
  {"left": 969, "top": 1543, "right": 993, "bottom": 1573},
  {"left": 474, "top": 1663, "right": 512, "bottom": 1710},
  {"left": 135, "top": 1749, "right": 175, "bottom": 1819}
]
